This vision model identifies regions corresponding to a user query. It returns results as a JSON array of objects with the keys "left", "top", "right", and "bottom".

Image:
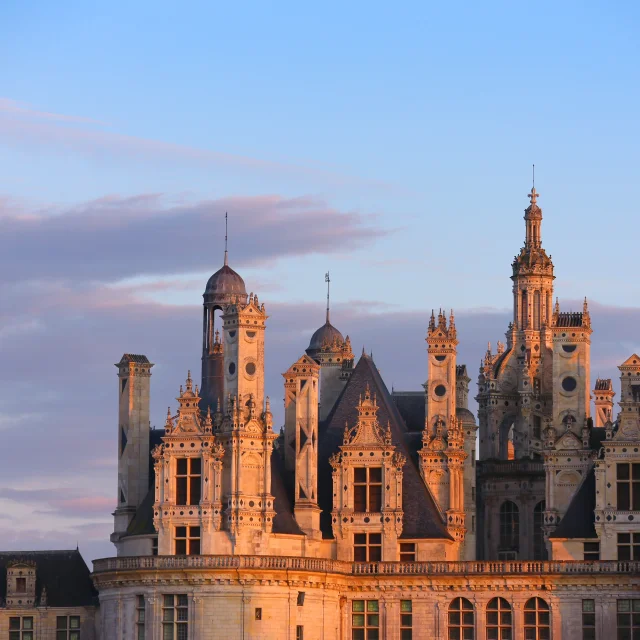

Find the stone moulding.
[{"left": 92, "top": 555, "right": 640, "bottom": 576}]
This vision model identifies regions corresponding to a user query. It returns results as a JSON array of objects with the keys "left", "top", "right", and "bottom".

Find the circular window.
[
  {"left": 228, "top": 362, "right": 236, "bottom": 375},
  {"left": 562, "top": 376, "right": 577, "bottom": 392},
  {"left": 245, "top": 362, "right": 256, "bottom": 375},
  {"left": 434, "top": 384, "right": 447, "bottom": 397},
  {"left": 434, "top": 355, "right": 446, "bottom": 362},
  {"left": 562, "top": 345, "right": 577, "bottom": 353},
  {"left": 228, "top": 330, "right": 236, "bottom": 338}
]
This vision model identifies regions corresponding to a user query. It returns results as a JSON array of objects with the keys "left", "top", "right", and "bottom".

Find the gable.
[
  {"left": 619, "top": 354, "right": 640, "bottom": 368},
  {"left": 555, "top": 430, "right": 583, "bottom": 451}
]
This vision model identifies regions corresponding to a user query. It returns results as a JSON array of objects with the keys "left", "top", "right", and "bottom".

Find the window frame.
[
  {"left": 352, "top": 600, "right": 380, "bottom": 640},
  {"left": 523, "top": 597, "right": 550, "bottom": 640},
  {"left": 400, "top": 600, "right": 412, "bottom": 640},
  {"left": 616, "top": 463, "right": 640, "bottom": 511},
  {"left": 175, "top": 457, "right": 202, "bottom": 506},
  {"left": 175, "top": 525, "right": 201, "bottom": 555},
  {"left": 9, "top": 616, "right": 34, "bottom": 640},
  {"left": 136, "top": 594, "right": 146, "bottom": 640},
  {"left": 400, "top": 542, "right": 416, "bottom": 562},
  {"left": 353, "top": 467, "right": 383, "bottom": 512},
  {"left": 162, "top": 594, "right": 189, "bottom": 640},
  {"left": 617, "top": 532, "right": 640, "bottom": 561},
  {"left": 582, "top": 599, "right": 595, "bottom": 640},
  {"left": 486, "top": 597, "right": 512, "bottom": 640},
  {"left": 583, "top": 542, "right": 600, "bottom": 561},
  {"left": 354, "top": 532, "right": 382, "bottom": 562},
  {"left": 448, "top": 597, "right": 475, "bottom": 640},
  {"left": 499, "top": 501, "right": 520, "bottom": 554},
  {"left": 617, "top": 599, "right": 640, "bottom": 640},
  {"left": 56, "top": 616, "right": 81, "bottom": 640},
  {"left": 533, "top": 501, "right": 547, "bottom": 561}
]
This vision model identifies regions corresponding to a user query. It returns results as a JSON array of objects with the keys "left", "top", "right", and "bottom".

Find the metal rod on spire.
[
  {"left": 325, "top": 271, "right": 331, "bottom": 324},
  {"left": 224, "top": 212, "right": 229, "bottom": 266},
  {"left": 532, "top": 164, "right": 535, "bottom": 188}
]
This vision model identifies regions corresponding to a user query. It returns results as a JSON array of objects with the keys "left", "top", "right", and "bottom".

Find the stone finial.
[{"left": 528, "top": 186, "right": 539, "bottom": 205}]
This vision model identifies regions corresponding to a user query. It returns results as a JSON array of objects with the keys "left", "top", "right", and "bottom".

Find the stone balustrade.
[{"left": 92, "top": 554, "right": 640, "bottom": 576}]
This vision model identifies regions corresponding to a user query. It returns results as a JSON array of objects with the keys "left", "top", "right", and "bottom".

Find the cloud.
[{"left": 0, "top": 193, "right": 388, "bottom": 285}]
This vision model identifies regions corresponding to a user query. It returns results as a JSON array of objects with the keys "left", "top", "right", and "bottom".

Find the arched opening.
[
  {"left": 499, "top": 501, "right": 519, "bottom": 559},
  {"left": 486, "top": 597, "right": 512, "bottom": 640},
  {"left": 448, "top": 597, "right": 474, "bottom": 640},
  {"left": 524, "top": 598, "right": 550, "bottom": 639},
  {"left": 498, "top": 414, "right": 516, "bottom": 460},
  {"left": 533, "top": 501, "right": 547, "bottom": 560}
]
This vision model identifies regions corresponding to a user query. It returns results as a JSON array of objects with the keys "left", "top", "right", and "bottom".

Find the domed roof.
[
  {"left": 456, "top": 407, "right": 477, "bottom": 425},
  {"left": 205, "top": 264, "right": 247, "bottom": 296},
  {"left": 306, "top": 320, "right": 344, "bottom": 355}
]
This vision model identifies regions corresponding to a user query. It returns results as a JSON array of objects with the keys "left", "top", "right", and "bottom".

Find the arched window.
[
  {"left": 486, "top": 598, "right": 512, "bottom": 640},
  {"left": 524, "top": 598, "right": 550, "bottom": 639},
  {"left": 499, "top": 501, "right": 519, "bottom": 558},
  {"left": 449, "top": 597, "right": 474, "bottom": 640},
  {"left": 533, "top": 501, "right": 547, "bottom": 560}
]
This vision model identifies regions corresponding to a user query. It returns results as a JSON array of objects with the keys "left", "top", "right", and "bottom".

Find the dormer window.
[
  {"left": 15, "top": 577, "right": 26, "bottom": 593},
  {"left": 353, "top": 467, "right": 382, "bottom": 512},
  {"left": 176, "top": 458, "right": 201, "bottom": 505}
]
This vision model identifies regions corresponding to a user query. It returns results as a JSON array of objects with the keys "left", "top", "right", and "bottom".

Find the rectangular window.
[
  {"left": 400, "top": 600, "right": 412, "bottom": 640},
  {"left": 471, "top": 451, "right": 475, "bottom": 468},
  {"left": 56, "top": 616, "right": 80, "bottom": 640},
  {"left": 617, "top": 533, "right": 640, "bottom": 561},
  {"left": 617, "top": 463, "right": 640, "bottom": 511},
  {"left": 162, "top": 594, "right": 188, "bottom": 640},
  {"left": 400, "top": 542, "right": 416, "bottom": 562},
  {"left": 136, "top": 595, "right": 146, "bottom": 640},
  {"left": 617, "top": 599, "right": 640, "bottom": 640},
  {"left": 353, "top": 467, "right": 382, "bottom": 512},
  {"left": 354, "top": 533, "right": 382, "bottom": 562},
  {"left": 472, "top": 486, "right": 476, "bottom": 501},
  {"left": 533, "top": 415, "right": 542, "bottom": 439},
  {"left": 176, "top": 458, "right": 202, "bottom": 506},
  {"left": 582, "top": 600, "right": 595, "bottom": 640},
  {"left": 152, "top": 537, "right": 158, "bottom": 556},
  {"left": 175, "top": 526, "right": 201, "bottom": 555},
  {"left": 583, "top": 542, "right": 600, "bottom": 561},
  {"left": 296, "top": 626, "right": 304, "bottom": 640},
  {"left": 15, "top": 577, "right": 26, "bottom": 592},
  {"left": 9, "top": 617, "right": 33, "bottom": 640},
  {"left": 352, "top": 600, "right": 379, "bottom": 640}
]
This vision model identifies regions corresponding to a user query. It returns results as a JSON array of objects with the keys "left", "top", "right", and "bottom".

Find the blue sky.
[{"left": 1, "top": 1, "right": 639, "bottom": 561}]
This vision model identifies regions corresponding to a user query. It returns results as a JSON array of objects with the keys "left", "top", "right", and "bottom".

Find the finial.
[
  {"left": 532, "top": 163, "right": 535, "bottom": 188},
  {"left": 362, "top": 346, "right": 366, "bottom": 356},
  {"left": 325, "top": 271, "right": 331, "bottom": 324},
  {"left": 224, "top": 212, "right": 228, "bottom": 266},
  {"left": 555, "top": 297, "right": 560, "bottom": 314},
  {"left": 583, "top": 296, "right": 588, "bottom": 313}
]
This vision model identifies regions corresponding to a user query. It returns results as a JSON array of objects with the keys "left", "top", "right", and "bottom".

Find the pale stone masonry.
[{"left": 93, "top": 186, "right": 640, "bottom": 638}]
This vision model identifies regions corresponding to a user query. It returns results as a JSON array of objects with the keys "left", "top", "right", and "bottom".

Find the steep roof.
[
  {"left": 0, "top": 550, "right": 97, "bottom": 607},
  {"left": 392, "top": 391, "right": 425, "bottom": 432},
  {"left": 270, "top": 449, "right": 304, "bottom": 535},
  {"left": 318, "top": 354, "right": 451, "bottom": 540},
  {"left": 549, "top": 467, "right": 597, "bottom": 539}
]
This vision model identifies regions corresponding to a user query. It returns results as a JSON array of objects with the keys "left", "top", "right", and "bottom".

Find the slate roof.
[
  {"left": 117, "top": 354, "right": 150, "bottom": 365},
  {"left": 318, "top": 354, "right": 451, "bottom": 540},
  {"left": 595, "top": 378, "right": 613, "bottom": 391},
  {"left": 549, "top": 467, "right": 597, "bottom": 539},
  {"left": 392, "top": 392, "right": 425, "bottom": 432},
  {"left": 555, "top": 312, "right": 585, "bottom": 328},
  {"left": 0, "top": 550, "right": 97, "bottom": 607}
]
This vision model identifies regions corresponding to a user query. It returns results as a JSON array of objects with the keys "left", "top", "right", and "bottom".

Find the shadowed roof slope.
[
  {"left": 549, "top": 468, "right": 597, "bottom": 539},
  {"left": 0, "top": 550, "right": 97, "bottom": 607},
  {"left": 318, "top": 354, "right": 450, "bottom": 540}
]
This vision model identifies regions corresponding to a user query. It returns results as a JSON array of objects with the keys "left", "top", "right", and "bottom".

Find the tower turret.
[{"left": 594, "top": 378, "right": 615, "bottom": 428}]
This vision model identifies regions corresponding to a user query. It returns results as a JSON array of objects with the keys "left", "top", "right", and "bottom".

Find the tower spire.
[
  {"left": 224, "top": 212, "right": 228, "bottom": 266},
  {"left": 325, "top": 271, "right": 331, "bottom": 323}
]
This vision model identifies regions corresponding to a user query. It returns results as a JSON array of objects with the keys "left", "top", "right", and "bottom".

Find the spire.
[
  {"left": 325, "top": 271, "right": 331, "bottom": 323},
  {"left": 224, "top": 212, "right": 229, "bottom": 266}
]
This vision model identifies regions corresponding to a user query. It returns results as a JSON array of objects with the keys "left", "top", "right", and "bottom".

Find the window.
[
  {"left": 354, "top": 533, "right": 382, "bottom": 561},
  {"left": 296, "top": 626, "right": 304, "bottom": 640},
  {"left": 175, "top": 526, "right": 200, "bottom": 555},
  {"left": 162, "top": 594, "right": 188, "bottom": 640},
  {"left": 56, "top": 616, "right": 80, "bottom": 640},
  {"left": 617, "top": 533, "right": 640, "bottom": 560},
  {"left": 499, "top": 501, "right": 519, "bottom": 554},
  {"left": 352, "top": 600, "right": 379, "bottom": 640},
  {"left": 9, "top": 617, "right": 33, "bottom": 640},
  {"left": 533, "top": 415, "right": 542, "bottom": 439},
  {"left": 400, "top": 600, "right": 413, "bottom": 640},
  {"left": 136, "top": 595, "right": 145, "bottom": 640},
  {"left": 472, "top": 486, "right": 476, "bottom": 501},
  {"left": 617, "top": 599, "right": 640, "bottom": 640},
  {"left": 354, "top": 467, "right": 382, "bottom": 512},
  {"left": 486, "top": 598, "right": 512, "bottom": 640},
  {"left": 582, "top": 600, "right": 595, "bottom": 640},
  {"left": 255, "top": 608, "right": 262, "bottom": 620},
  {"left": 524, "top": 598, "right": 550, "bottom": 640},
  {"left": 152, "top": 537, "right": 158, "bottom": 556},
  {"left": 176, "top": 458, "right": 202, "bottom": 505},
  {"left": 533, "top": 501, "right": 547, "bottom": 561},
  {"left": 15, "top": 577, "right": 26, "bottom": 592},
  {"left": 617, "top": 463, "right": 640, "bottom": 511},
  {"left": 400, "top": 542, "right": 416, "bottom": 561},
  {"left": 583, "top": 542, "right": 600, "bottom": 561},
  {"left": 472, "top": 451, "right": 476, "bottom": 468},
  {"left": 449, "top": 597, "right": 474, "bottom": 640}
]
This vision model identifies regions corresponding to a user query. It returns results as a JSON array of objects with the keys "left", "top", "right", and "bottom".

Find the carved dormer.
[
  {"left": 6, "top": 561, "right": 36, "bottom": 608},
  {"left": 153, "top": 372, "right": 225, "bottom": 555},
  {"left": 330, "top": 385, "right": 406, "bottom": 561}
]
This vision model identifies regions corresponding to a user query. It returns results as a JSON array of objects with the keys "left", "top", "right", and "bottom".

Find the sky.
[{"left": 1, "top": 1, "right": 639, "bottom": 564}]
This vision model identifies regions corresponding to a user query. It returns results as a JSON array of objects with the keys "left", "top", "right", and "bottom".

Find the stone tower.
[
  {"left": 283, "top": 354, "right": 321, "bottom": 538},
  {"left": 112, "top": 354, "right": 153, "bottom": 551},
  {"left": 593, "top": 378, "right": 615, "bottom": 427},
  {"left": 200, "top": 220, "right": 248, "bottom": 414}
]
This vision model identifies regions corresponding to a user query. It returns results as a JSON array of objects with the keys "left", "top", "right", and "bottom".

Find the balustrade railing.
[{"left": 93, "top": 555, "right": 640, "bottom": 576}]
